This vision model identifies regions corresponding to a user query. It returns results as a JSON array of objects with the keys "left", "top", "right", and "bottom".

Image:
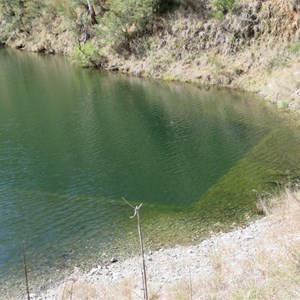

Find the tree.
[{"left": 100, "top": 0, "right": 159, "bottom": 53}]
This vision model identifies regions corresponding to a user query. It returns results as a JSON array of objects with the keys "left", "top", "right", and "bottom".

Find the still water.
[{"left": 0, "top": 49, "right": 299, "bottom": 295}]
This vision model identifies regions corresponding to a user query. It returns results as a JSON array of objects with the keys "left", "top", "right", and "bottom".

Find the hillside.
[{"left": 1, "top": 0, "right": 300, "bottom": 115}]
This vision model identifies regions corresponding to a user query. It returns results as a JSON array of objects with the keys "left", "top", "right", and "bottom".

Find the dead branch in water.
[{"left": 22, "top": 240, "right": 30, "bottom": 300}]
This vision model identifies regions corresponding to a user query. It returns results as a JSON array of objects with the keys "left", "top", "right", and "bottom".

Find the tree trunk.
[{"left": 86, "top": 0, "right": 97, "bottom": 24}]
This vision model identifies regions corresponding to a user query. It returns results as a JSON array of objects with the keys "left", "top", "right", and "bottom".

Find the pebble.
[
  {"left": 110, "top": 257, "right": 118, "bottom": 263},
  {"left": 31, "top": 216, "right": 295, "bottom": 300},
  {"left": 88, "top": 267, "right": 98, "bottom": 276},
  {"left": 294, "top": 89, "right": 300, "bottom": 95}
]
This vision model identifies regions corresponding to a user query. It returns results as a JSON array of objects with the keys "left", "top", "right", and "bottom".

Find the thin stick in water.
[{"left": 123, "top": 198, "right": 149, "bottom": 300}]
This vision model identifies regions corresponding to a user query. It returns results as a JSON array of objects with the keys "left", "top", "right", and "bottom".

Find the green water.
[{"left": 0, "top": 49, "right": 299, "bottom": 297}]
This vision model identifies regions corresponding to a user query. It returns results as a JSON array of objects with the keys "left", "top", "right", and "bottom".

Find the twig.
[
  {"left": 22, "top": 240, "right": 30, "bottom": 300},
  {"left": 123, "top": 197, "right": 149, "bottom": 300}
]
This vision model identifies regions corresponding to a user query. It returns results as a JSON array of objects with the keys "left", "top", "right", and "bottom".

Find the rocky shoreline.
[
  {"left": 31, "top": 218, "right": 271, "bottom": 299},
  {"left": 30, "top": 190, "right": 300, "bottom": 300}
]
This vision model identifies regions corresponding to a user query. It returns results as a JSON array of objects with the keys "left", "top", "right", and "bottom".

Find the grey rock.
[{"left": 111, "top": 257, "right": 118, "bottom": 263}]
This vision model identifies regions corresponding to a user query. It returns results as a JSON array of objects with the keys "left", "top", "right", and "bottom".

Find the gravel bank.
[{"left": 30, "top": 198, "right": 300, "bottom": 300}]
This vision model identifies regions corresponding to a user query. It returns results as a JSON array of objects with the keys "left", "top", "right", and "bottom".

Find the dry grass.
[
  {"left": 162, "top": 188, "right": 300, "bottom": 300},
  {"left": 58, "top": 278, "right": 137, "bottom": 300}
]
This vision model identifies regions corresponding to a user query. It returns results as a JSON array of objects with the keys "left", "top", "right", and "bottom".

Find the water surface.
[{"left": 0, "top": 49, "right": 299, "bottom": 297}]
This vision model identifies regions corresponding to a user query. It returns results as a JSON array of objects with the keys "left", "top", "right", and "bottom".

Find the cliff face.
[{"left": 1, "top": 0, "right": 300, "bottom": 115}]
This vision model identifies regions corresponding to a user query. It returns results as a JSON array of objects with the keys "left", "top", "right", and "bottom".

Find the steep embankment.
[{"left": 1, "top": 0, "right": 300, "bottom": 116}]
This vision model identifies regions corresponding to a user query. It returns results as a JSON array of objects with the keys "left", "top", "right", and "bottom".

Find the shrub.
[
  {"left": 100, "top": 0, "right": 159, "bottom": 54},
  {"left": 0, "top": 0, "right": 55, "bottom": 39},
  {"left": 0, "top": 0, "right": 25, "bottom": 32},
  {"left": 211, "top": 0, "right": 236, "bottom": 19},
  {"left": 71, "top": 41, "right": 103, "bottom": 67}
]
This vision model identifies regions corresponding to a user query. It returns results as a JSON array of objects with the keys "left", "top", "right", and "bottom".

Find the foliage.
[
  {"left": 0, "top": 0, "right": 24, "bottom": 28},
  {"left": 211, "top": 0, "right": 236, "bottom": 19},
  {"left": 0, "top": 0, "right": 25, "bottom": 43},
  {"left": 0, "top": 0, "right": 50, "bottom": 21},
  {"left": 53, "top": 0, "right": 102, "bottom": 42},
  {"left": 71, "top": 41, "right": 103, "bottom": 67},
  {"left": 0, "top": 0, "right": 23, "bottom": 16},
  {"left": 278, "top": 99, "right": 289, "bottom": 109},
  {"left": 289, "top": 42, "right": 300, "bottom": 55},
  {"left": 0, "top": 0, "right": 54, "bottom": 38},
  {"left": 53, "top": 0, "right": 77, "bottom": 20},
  {"left": 53, "top": 0, "right": 85, "bottom": 39},
  {"left": 100, "top": 0, "right": 160, "bottom": 54},
  {"left": 24, "top": 0, "right": 46, "bottom": 18}
]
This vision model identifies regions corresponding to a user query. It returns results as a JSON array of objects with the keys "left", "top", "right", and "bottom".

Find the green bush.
[
  {"left": 71, "top": 41, "right": 102, "bottom": 67},
  {"left": 212, "top": 0, "right": 236, "bottom": 19}
]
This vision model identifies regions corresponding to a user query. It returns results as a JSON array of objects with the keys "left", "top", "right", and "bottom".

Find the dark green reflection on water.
[{"left": 0, "top": 49, "right": 299, "bottom": 296}]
